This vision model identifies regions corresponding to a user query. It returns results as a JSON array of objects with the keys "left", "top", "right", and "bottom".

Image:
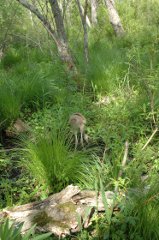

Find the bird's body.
[
  {"left": 69, "top": 113, "right": 87, "bottom": 149},
  {"left": 69, "top": 113, "right": 86, "bottom": 131}
]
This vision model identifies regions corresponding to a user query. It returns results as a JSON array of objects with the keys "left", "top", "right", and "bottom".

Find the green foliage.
[
  {"left": 84, "top": 42, "right": 127, "bottom": 93},
  {"left": 100, "top": 179, "right": 112, "bottom": 225},
  {"left": 1, "top": 48, "right": 21, "bottom": 68},
  {"left": 107, "top": 184, "right": 159, "bottom": 240},
  {"left": 0, "top": 148, "right": 50, "bottom": 209},
  {"left": 0, "top": 0, "right": 23, "bottom": 49},
  {"left": 77, "top": 156, "right": 111, "bottom": 190},
  {"left": 23, "top": 127, "right": 90, "bottom": 192},
  {"left": 0, "top": 77, "right": 22, "bottom": 126},
  {"left": 0, "top": 0, "right": 159, "bottom": 239},
  {"left": 0, "top": 219, "right": 51, "bottom": 240},
  {"left": 0, "top": 47, "right": 67, "bottom": 129}
]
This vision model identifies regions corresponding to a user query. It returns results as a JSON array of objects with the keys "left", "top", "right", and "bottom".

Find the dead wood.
[
  {"left": 0, "top": 185, "right": 114, "bottom": 237},
  {"left": 141, "top": 128, "right": 158, "bottom": 151},
  {"left": 5, "top": 118, "right": 30, "bottom": 137}
]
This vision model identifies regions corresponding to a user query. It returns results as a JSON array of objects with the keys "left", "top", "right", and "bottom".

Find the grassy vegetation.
[
  {"left": 0, "top": 0, "right": 159, "bottom": 239},
  {"left": 23, "top": 127, "right": 93, "bottom": 192}
]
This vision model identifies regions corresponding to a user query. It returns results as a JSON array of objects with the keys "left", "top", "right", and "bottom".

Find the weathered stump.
[{"left": 0, "top": 185, "right": 114, "bottom": 237}]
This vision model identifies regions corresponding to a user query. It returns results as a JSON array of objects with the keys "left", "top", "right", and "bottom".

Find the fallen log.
[{"left": 0, "top": 185, "right": 114, "bottom": 237}]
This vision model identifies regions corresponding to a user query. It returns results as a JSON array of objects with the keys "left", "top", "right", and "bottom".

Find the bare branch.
[
  {"left": 16, "top": 0, "right": 57, "bottom": 43},
  {"left": 142, "top": 128, "right": 158, "bottom": 151},
  {"left": 17, "top": 0, "right": 76, "bottom": 69}
]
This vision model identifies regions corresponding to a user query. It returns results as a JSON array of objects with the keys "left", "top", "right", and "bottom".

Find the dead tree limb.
[
  {"left": 142, "top": 128, "right": 158, "bottom": 151},
  {"left": 0, "top": 185, "right": 114, "bottom": 237}
]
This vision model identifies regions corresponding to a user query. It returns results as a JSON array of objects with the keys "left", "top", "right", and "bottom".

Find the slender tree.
[
  {"left": 81, "top": 5, "right": 92, "bottom": 28},
  {"left": 90, "top": 0, "right": 97, "bottom": 25},
  {"left": 16, "top": 0, "right": 76, "bottom": 71},
  {"left": 76, "top": 0, "right": 89, "bottom": 64},
  {"left": 104, "top": 0, "right": 124, "bottom": 37}
]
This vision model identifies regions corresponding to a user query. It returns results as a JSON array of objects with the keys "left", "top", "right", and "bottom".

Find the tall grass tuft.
[
  {"left": 23, "top": 127, "right": 89, "bottom": 192},
  {"left": 0, "top": 62, "right": 63, "bottom": 129},
  {"left": 0, "top": 77, "right": 21, "bottom": 127}
]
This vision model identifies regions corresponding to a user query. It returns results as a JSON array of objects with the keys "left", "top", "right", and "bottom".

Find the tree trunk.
[
  {"left": 104, "top": 0, "right": 124, "bottom": 37},
  {"left": 17, "top": 0, "right": 76, "bottom": 71},
  {"left": 76, "top": 0, "right": 89, "bottom": 64},
  {"left": 49, "top": 0, "right": 67, "bottom": 43},
  {"left": 0, "top": 185, "right": 114, "bottom": 237},
  {"left": 90, "top": 0, "right": 97, "bottom": 25},
  {"left": 81, "top": 5, "right": 92, "bottom": 28}
]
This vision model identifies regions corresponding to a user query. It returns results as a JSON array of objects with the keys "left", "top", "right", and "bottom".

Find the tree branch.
[
  {"left": 17, "top": 0, "right": 76, "bottom": 69},
  {"left": 16, "top": 0, "right": 58, "bottom": 44},
  {"left": 142, "top": 128, "right": 158, "bottom": 151}
]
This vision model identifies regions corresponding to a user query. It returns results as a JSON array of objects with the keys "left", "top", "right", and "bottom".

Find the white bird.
[{"left": 69, "top": 113, "right": 88, "bottom": 149}]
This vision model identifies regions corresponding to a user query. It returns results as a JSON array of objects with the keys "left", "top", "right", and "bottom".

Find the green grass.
[
  {"left": 0, "top": 47, "right": 68, "bottom": 129},
  {"left": 119, "top": 184, "right": 159, "bottom": 240},
  {"left": 0, "top": 0, "right": 159, "bottom": 238},
  {"left": 23, "top": 127, "right": 91, "bottom": 192},
  {"left": 0, "top": 218, "right": 52, "bottom": 240}
]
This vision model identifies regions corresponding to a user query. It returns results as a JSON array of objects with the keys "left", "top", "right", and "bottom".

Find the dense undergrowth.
[{"left": 0, "top": 0, "right": 159, "bottom": 239}]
